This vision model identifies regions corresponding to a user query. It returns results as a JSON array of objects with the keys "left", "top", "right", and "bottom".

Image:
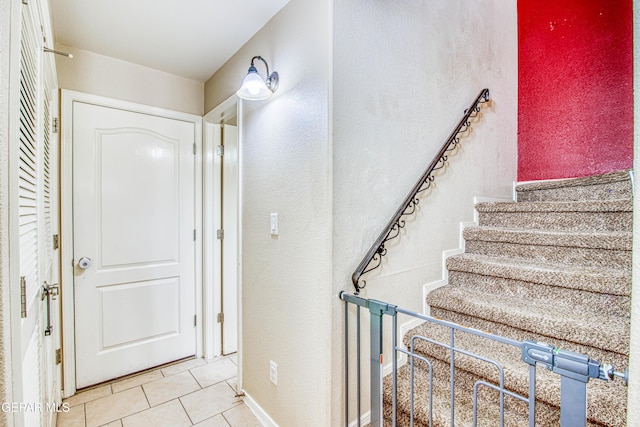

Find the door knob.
[{"left": 78, "top": 257, "right": 92, "bottom": 269}]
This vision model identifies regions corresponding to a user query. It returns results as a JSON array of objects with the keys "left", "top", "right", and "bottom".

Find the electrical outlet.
[{"left": 270, "top": 360, "right": 278, "bottom": 385}]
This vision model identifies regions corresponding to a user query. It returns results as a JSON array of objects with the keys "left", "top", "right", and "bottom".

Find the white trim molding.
[{"left": 243, "top": 390, "right": 279, "bottom": 427}]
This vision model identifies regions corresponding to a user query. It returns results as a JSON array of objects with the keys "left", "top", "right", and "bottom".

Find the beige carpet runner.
[{"left": 383, "top": 170, "right": 632, "bottom": 426}]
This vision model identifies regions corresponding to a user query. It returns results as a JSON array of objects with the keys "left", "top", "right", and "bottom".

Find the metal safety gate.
[{"left": 340, "top": 292, "right": 628, "bottom": 427}]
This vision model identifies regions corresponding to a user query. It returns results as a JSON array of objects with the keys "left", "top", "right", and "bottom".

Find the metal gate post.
[
  {"left": 559, "top": 376, "right": 587, "bottom": 427},
  {"left": 368, "top": 300, "right": 397, "bottom": 427},
  {"left": 522, "top": 341, "right": 604, "bottom": 427}
]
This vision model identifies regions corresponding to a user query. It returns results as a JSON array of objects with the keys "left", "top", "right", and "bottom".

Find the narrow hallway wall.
[{"left": 204, "top": 0, "right": 333, "bottom": 425}]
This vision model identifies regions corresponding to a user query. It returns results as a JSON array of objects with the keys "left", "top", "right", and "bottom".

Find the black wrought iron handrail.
[{"left": 351, "top": 88, "right": 490, "bottom": 294}]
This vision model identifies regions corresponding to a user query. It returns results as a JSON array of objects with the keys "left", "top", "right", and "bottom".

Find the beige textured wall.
[
  {"left": 331, "top": 0, "right": 518, "bottom": 423},
  {"left": 55, "top": 43, "right": 204, "bottom": 115},
  {"left": 628, "top": 0, "right": 639, "bottom": 423},
  {"left": 205, "top": 0, "right": 332, "bottom": 425}
]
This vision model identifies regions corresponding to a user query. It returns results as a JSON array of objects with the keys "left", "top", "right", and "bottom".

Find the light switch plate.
[
  {"left": 270, "top": 360, "right": 278, "bottom": 385},
  {"left": 270, "top": 213, "right": 279, "bottom": 236}
]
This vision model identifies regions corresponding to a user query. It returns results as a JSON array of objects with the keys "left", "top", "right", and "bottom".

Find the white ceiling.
[{"left": 50, "top": 0, "right": 290, "bottom": 82}]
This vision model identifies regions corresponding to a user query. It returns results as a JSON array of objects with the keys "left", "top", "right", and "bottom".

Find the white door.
[
  {"left": 221, "top": 125, "right": 238, "bottom": 355},
  {"left": 72, "top": 101, "right": 197, "bottom": 388},
  {"left": 17, "top": 2, "right": 62, "bottom": 425}
]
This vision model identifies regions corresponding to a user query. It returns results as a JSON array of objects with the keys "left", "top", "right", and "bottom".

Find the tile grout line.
[
  {"left": 60, "top": 359, "right": 245, "bottom": 427},
  {"left": 102, "top": 386, "right": 150, "bottom": 427},
  {"left": 176, "top": 397, "right": 196, "bottom": 426},
  {"left": 187, "top": 367, "right": 205, "bottom": 389}
]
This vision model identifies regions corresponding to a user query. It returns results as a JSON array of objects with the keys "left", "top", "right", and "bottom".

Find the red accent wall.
[{"left": 518, "top": 0, "right": 633, "bottom": 181}]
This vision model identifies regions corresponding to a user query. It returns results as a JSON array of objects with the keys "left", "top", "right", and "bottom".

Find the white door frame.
[
  {"left": 60, "top": 90, "right": 203, "bottom": 398},
  {"left": 203, "top": 95, "right": 243, "bottom": 389}
]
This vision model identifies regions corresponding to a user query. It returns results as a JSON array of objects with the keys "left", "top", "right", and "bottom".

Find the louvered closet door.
[
  {"left": 40, "top": 54, "right": 62, "bottom": 425},
  {"left": 18, "top": 2, "right": 62, "bottom": 425}
]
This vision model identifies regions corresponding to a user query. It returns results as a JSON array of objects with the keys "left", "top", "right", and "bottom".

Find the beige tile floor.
[{"left": 56, "top": 355, "right": 262, "bottom": 427}]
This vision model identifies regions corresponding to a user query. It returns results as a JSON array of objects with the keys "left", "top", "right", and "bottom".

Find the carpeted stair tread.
[
  {"left": 463, "top": 226, "right": 631, "bottom": 251},
  {"left": 515, "top": 170, "right": 632, "bottom": 202},
  {"left": 397, "top": 321, "right": 627, "bottom": 426},
  {"left": 446, "top": 253, "right": 631, "bottom": 297},
  {"left": 427, "top": 286, "right": 630, "bottom": 356},
  {"left": 463, "top": 227, "right": 631, "bottom": 268},
  {"left": 428, "top": 307, "right": 629, "bottom": 369},
  {"left": 447, "top": 269, "right": 629, "bottom": 318},
  {"left": 475, "top": 199, "right": 632, "bottom": 232},
  {"left": 475, "top": 198, "right": 632, "bottom": 213}
]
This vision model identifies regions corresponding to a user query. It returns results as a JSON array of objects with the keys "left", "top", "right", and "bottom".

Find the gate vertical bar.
[
  {"left": 528, "top": 365, "right": 536, "bottom": 427},
  {"left": 392, "top": 313, "right": 398, "bottom": 426},
  {"left": 357, "top": 306, "right": 361, "bottom": 426},
  {"left": 369, "top": 304, "right": 384, "bottom": 427},
  {"left": 559, "top": 377, "right": 587, "bottom": 427},
  {"left": 344, "top": 299, "right": 349, "bottom": 427},
  {"left": 449, "top": 329, "right": 455, "bottom": 425}
]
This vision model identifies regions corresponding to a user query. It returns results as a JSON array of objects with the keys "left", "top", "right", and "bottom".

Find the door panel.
[
  {"left": 73, "top": 102, "right": 196, "bottom": 388},
  {"left": 99, "top": 130, "right": 179, "bottom": 266},
  {"left": 100, "top": 278, "right": 180, "bottom": 348}
]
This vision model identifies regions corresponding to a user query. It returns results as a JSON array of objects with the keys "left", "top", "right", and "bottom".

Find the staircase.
[{"left": 383, "top": 170, "right": 632, "bottom": 426}]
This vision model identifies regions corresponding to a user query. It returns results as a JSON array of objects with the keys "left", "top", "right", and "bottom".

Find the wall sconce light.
[{"left": 236, "top": 56, "right": 279, "bottom": 101}]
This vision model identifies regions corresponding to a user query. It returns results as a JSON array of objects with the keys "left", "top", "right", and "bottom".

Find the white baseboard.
[{"left": 242, "top": 390, "right": 278, "bottom": 427}]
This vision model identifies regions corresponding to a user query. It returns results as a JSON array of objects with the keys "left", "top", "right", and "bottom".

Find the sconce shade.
[
  {"left": 237, "top": 66, "right": 272, "bottom": 100},
  {"left": 236, "top": 56, "right": 279, "bottom": 101}
]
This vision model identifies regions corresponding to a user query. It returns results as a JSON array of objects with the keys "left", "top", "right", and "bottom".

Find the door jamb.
[
  {"left": 203, "top": 95, "right": 242, "bottom": 391},
  {"left": 60, "top": 90, "right": 203, "bottom": 398}
]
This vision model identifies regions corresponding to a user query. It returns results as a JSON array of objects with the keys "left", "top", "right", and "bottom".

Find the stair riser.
[
  {"left": 428, "top": 307, "right": 628, "bottom": 367},
  {"left": 446, "top": 255, "right": 631, "bottom": 297},
  {"left": 477, "top": 210, "right": 631, "bottom": 233},
  {"left": 429, "top": 289, "right": 629, "bottom": 355},
  {"left": 464, "top": 240, "right": 631, "bottom": 269},
  {"left": 516, "top": 177, "right": 632, "bottom": 202},
  {"left": 447, "top": 271, "right": 630, "bottom": 318}
]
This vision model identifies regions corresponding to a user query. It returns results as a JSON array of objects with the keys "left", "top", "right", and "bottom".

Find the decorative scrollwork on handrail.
[{"left": 351, "top": 89, "right": 490, "bottom": 294}]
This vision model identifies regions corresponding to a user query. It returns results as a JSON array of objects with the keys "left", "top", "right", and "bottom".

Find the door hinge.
[
  {"left": 20, "top": 276, "right": 27, "bottom": 319},
  {"left": 217, "top": 312, "right": 224, "bottom": 323},
  {"left": 52, "top": 234, "right": 59, "bottom": 250},
  {"left": 216, "top": 229, "right": 224, "bottom": 240},
  {"left": 193, "top": 229, "right": 196, "bottom": 241},
  {"left": 55, "top": 349, "right": 62, "bottom": 365},
  {"left": 193, "top": 144, "right": 196, "bottom": 155},
  {"left": 193, "top": 315, "right": 197, "bottom": 327},
  {"left": 216, "top": 145, "right": 224, "bottom": 157},
  {"left": 52, "top": 118, "right": 59, "bottom": 133}
]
